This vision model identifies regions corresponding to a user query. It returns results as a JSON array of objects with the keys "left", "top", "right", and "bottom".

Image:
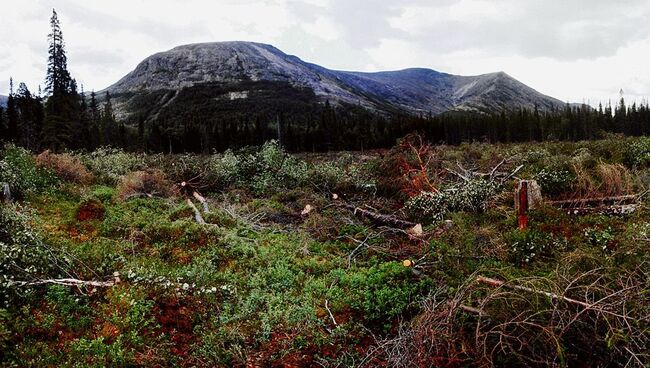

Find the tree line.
[{"left": 2, "top": 9, "right": 650, "bottom": 153}]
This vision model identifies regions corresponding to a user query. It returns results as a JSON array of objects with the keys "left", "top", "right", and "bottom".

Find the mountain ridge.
[{"left": 105, "top": 41, "right": 567, "bottom": 119}]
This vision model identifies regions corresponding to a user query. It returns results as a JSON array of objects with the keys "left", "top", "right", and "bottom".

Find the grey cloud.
[
  {"left": 51, "top": 0, "right": 211, "bottom": 45},
  {"left": 401, "top": 0, "right": 650, "bottom": 61},
  {"left": 287, "top": 0, "right": 445, "bottom": 48},
  {"left": 276, "top": 24, "right": 373, "bottom": 71}
]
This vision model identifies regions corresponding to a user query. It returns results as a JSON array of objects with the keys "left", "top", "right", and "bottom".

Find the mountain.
[
  {"left": 0, "top": 95, "right": 7, "bottom": 108},
  {"left": 105, "top": 41, "right": 565, "bottom": 121}
]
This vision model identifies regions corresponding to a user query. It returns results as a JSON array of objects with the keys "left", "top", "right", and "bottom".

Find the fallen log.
[
  {"left": 192, "top": 191, "right": 210, "bottom": 213},
  {"left": 339, "top": 203, "right": 416, "bottom": 229},
  {"left": 548, "top": 194, "right": 637, "bottom": 208},
  {"left": 15, "top": 278, "right": 115, "bottom": 288},
  {"left": 187, "top": 198, "right": 206, "bottom": 224},
  {"left": 563, "top": 204, "right": 637, "bottom": 216}
]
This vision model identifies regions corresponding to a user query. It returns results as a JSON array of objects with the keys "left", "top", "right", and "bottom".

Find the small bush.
[
  {"left": 331, "top": 262, "right": 430, "bottom": 329},
  {"left": 507, "top": 229, "right": 556, "bottom": 264},
  {"left": 117, "top": 170, "right": 175, "bottom": 200},
  {"left": 0, "top": 205, "right": 66, "bottom": 307},
  {"left": 250, "top": 141, "right": 309, "bottom": 194},
  {"left": 405, "top": 179, "right": 499, "bottom": 223},
  {"left": 624, "top": 137, "right": 650, "bottom": 168},
  {"left": 35, "top": 150, "right": 93, "bottom": 184},
  {"left": 81, "top": 147, "right": 146, "bottom": 184},
  {"left": 534, "top": 166, "right": 574, "bottom": 197},
  {"left": 91, "top": 186, "right": 116, "bottom": 202},
  {"left": 207, "top": 150, "right": 242, "bottom": 189},
  {"left": 0, "top": 144, "right": 53, "bottom": 198}
]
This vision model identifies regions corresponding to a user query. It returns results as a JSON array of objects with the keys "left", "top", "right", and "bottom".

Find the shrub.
[
  {"left": 0, "top": 144, "right": 52, "bottom": 198},
  {"left": 331, "top": 262, "right": 430, "bottom": 329},
  {"left": 81, "top": 147, "right": 146, "bottom": 184},
  {"left": 250, "top": 141, "right": 309, "bottom": 194},
  {"left": 91, "top": 186, "right": 116, "bottom": 202},
  {"left": 584, "top": 226, "right": 615, "bottom": 252},
  {"left": 534, "top": 166, "right": 574, "bottom": 197},
  {"left": 116, "top": 170, "right": 175, "bottom": 200},
  {"left": 507, "top": 229, "right": 556, "bottom": 264},
  {"left": 624, "top": 137, "right": 650, "bottom": 168},
  {"left": 0, "top": 205, "right": 66, "bottom": 307},
  {"left": 405, "top": 179, "right": 499, "bottom": 223},
  {"left": 405, "top": 191, "right": 448, "bottom": 223},
  {"left": 35, "top": 150, "right": 93, "bottom": 184},
  {"left": 207, "top": 150, "right": 242, "bottom": 189}
]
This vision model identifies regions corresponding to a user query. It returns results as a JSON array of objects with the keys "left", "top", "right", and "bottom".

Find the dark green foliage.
[
  {"left": 331, "top": 262, "right": 430, "bottom": 329},
  {"left": 0, "top": 144, "right": 54, "bottom": 198},
  {"left": 0, "top": 205, "right": 67, "bottom": 308}
]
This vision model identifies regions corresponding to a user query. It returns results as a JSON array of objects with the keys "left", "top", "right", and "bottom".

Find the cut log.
[
  {"left": 563, "top": 204, "right": 637, "bottom": 216},
  {"left": 548, "top": 194, "right": 637, "bottom": 208},
  {"left": 192, "top": 191, "right": 210, "bottom": 213},
  {"left": 339, "top": 203, "right": 416, "bottom": 229},
  {"left": 187, "top": 198, "right": 206, "bottom": 224}
]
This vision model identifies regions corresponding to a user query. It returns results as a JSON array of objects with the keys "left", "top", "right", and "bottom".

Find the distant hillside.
[
  {"left": 104, "top": 41, "right": 566, "bottom": 122},
  {"left": 0, "top": 95, "right": 7, "bottom": 108}
]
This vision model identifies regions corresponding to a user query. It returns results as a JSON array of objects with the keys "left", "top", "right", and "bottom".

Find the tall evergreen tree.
[
  {"left": 42, "top": 9, "right": 82, "bottom": 150},
  {"left": 44, "top": 9, "right": 72, "bottom": 97},
  {"left": 15, "top": 83, "right": 44, "bottom": 151},
  {"left": 6, "top": 78, "right": 18, "bottom": 143},
  {"left": 101, "top": 92, "right": 116, "bottom": 146}
]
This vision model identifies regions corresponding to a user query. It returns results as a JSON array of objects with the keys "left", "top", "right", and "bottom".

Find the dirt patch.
[{"left": 76, "top": 200, "right": 105, "bottom": 221}]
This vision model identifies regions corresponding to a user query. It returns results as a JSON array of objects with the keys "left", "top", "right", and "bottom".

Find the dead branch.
[
  {"left": 446, "top": 159, "right": 522, "bottom": 186},
  {"left": 14, "top": 277, "right": 115, "bottom": 288},
  {"left": 325, "top": 299, "right": 338, "bottom": 327},
  {"left": 476, "top": 275, "right": 638, "bottom": 321},
  {"left": 338, "top": 203, "right": 416, "bottom": 229},
  {"left": 192, "top": 191, "right": 210, "bottom": 213},
  {"left": 186, "top": 198, "right": 206, "bottom": 224}
]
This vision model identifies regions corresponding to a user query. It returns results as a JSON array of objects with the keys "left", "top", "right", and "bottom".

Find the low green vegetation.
[{"left": 1, "top": 136, "right": 650, "bottom": 367}]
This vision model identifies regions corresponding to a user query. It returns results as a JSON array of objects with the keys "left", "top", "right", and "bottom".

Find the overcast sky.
[{"left": 1, "top": 0, "right": 649, "bottom": 106}]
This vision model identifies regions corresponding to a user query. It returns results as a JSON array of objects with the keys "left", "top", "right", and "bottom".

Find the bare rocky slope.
[{"left": 105, "top": 41, "right": 566, "bottom": 119}]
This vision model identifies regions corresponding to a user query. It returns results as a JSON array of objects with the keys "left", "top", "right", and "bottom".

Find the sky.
[{"left": 0, "top": 0, "right": 649, "bottom": 106}]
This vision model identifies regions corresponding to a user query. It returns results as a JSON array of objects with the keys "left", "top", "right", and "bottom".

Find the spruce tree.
[
  {"left": 45, "top": 9, "right": 72, "bottom": 96},
  {"left": 42, "top": 9, "right": 81, "bottom": 150},
  {"left": 88, "top": 91, "right": 101, "bottom": 147},
  {"left": 6, "top": 78, "right": 18, "bottom": 143},
  {"left": 101, "top": 92, "right": 116, "bottom": 146}
]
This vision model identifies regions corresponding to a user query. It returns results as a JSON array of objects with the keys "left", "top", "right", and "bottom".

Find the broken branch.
[
  {"left": 192, "top": 191, "right": 210, "bottom": 213},
  {"left": 339, "top": 203, "right": 416, "bottom": 229},
  {"left": 186, "top": 198, "right": 206, "bottom": 224}
]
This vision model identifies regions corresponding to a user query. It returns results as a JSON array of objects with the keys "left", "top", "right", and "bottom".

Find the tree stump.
[{"left": 514, "top": 180, "right": 541, "bottom": 230}]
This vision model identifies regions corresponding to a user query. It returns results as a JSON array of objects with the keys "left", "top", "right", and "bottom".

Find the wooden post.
[{"left": 517, "top": 181, "right": 528, "bottom": 230}]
